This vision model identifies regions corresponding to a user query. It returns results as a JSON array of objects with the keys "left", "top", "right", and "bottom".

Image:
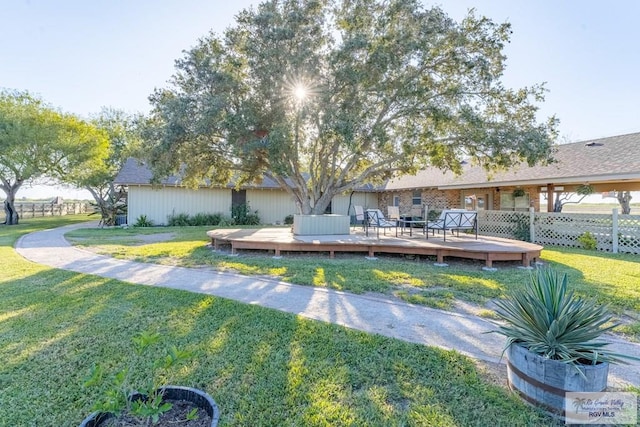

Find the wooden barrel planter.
[{"left": 507, "top": 343, "right": 608, "bottom": 418}]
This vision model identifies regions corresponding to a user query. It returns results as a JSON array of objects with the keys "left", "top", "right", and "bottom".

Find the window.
[
  {"left": 412, "top": 190, "right": 421, "bottom": 206},
  {"left": 393, "top": 195, "right": 400, "bottom": 207},
  {"left": 500, "top": 192, "right": 529, "bottom": 211},
  {"left": 477, "top": 197, "right": 485, "bottom": 210},
  {"left": 500, "top": 193, "right": 514, "bottom": 210}
]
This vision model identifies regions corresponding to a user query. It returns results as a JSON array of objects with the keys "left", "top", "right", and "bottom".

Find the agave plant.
[{"left": 494, "top": 268, "right": 632, "bottom": 366}]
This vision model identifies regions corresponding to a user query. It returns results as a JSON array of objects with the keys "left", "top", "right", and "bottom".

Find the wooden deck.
[{"left": 206, "top": 227, "right": 543, "bottom": 268}]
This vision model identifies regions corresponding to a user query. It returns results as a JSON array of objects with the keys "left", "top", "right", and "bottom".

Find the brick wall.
[
  {"left": 378, "top": 189, "right": 462, "bottom": 216},
  {"left": 379, "top": 186, "right": 543, "bottom": 214}
]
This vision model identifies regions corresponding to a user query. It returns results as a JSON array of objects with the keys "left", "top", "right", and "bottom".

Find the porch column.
[{"left": 546, "top": 183, "right": 554, "bottom": 212}]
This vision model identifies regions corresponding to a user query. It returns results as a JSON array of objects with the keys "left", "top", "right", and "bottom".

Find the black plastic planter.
[{"left": 79, "top": 385, "right": 219, "bottom": 427}]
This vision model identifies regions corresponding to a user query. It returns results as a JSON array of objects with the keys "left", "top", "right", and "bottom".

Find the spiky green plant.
[{"left": 494, "top": 268, "right": 634, "bottom": 366}]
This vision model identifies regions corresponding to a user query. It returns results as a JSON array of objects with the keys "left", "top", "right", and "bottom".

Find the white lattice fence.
[
  {"left": 477, "top": 211, "right": 528, "bottom": 239},
  {"left": 618, "top": 215, "right": 640, "bottom": 254},
  {"left": 477, "top": 210, "right": 640, "bottom": 254},
  {"left": 534, "top": 213, "right": 612, "bottom": 251}
]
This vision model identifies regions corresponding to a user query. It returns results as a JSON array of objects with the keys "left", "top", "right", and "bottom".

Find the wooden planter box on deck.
[{"left": 293, "top": 214, "right": 350, "bottom": 236}]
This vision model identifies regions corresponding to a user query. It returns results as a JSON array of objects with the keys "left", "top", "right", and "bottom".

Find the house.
[
  {"left": 114, "top": 158, "right": 378, "bottom": 226},
  {"left": 382, "top": 132, "right": 640, "bottom": 214},
  {"left": 115, "top": 132, "right": 640, "bottom": 225}
]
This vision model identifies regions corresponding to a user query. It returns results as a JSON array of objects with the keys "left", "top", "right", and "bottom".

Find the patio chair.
[
  {"left": 366, "top": 208, "right": 398, "bottom": 238},
  {"left": 354, "top": 205, "right": 366, "bottom": 232},
  {"left": 387, "top": 206, "right": 400, "bottom": 223},
  {"left": 426, "top": 210, "right": 478, "bottom": 241}
]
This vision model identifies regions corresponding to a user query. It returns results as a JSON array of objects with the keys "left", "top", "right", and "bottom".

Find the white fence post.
[
  {"left": 612, "top": 208, "right": 619, "bottom": 253},
  {"left": 529, "top": 207, "right": 535, "bottom": 243}
]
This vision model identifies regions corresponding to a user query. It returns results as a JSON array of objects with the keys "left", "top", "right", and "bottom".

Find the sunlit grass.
[
  {"left": 2, "top": 217, "right": 556, "bottom": 426},
  {"left": 541, "top": 247, "right": 640, "bottom": 311},
  {"left": 67, "top": 226, "right": 523, "bottom": 303},
  {"left": 617, "top": 322, "right": 640, "bottom": 342},
  {"left": 66, "top": 226, "right": 640, "bottom": 316}
]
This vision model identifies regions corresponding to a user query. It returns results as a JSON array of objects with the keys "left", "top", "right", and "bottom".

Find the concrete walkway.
[{"left": 15, "top": 222, "right": 640, "bottom": 388}]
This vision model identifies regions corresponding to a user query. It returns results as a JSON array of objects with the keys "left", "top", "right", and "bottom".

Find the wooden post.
[
  {"left": 529, "top": 207, "right": 535, "bottom": 243},
  {"left": 612, "top": 208, "right": 619, "bottom": 253},
  {"left": 546, "top": 184, "right": 554, "bottom": 212}
]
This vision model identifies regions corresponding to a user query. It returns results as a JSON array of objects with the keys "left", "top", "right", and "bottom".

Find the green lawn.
[
  {"left": 66, "top": 225, "right": 640, "bottom": 315},
  {"left": 1, "top": 217, "right": 556, "bottom": 426}
]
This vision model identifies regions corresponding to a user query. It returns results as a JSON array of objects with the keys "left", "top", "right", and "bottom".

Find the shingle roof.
[
  {"left": 115, "top": 132, "right": 640, "bottom": 192},
  {"left": 384, "top": 132, "right": 640, "bottom": 190},
  {"left": 114, "top": 158, "right": 288, "bottom": 189},
  {"left": 114, "top": 158, "right": 378, "bottom": 191}
]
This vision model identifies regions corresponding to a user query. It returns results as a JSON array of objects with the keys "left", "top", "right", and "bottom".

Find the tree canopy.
[
  {"left": 69, "top": 108, "right": 142, "bottom": 225},
  {"left": 0, "top": 90, "right": 108, "bottom": 224},
  {"left": 145, "top": 0, "right": 557, "bottom": 214}
]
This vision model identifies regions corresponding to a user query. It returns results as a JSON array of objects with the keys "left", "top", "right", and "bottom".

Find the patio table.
[{"left": 399, "top": 216, "right": 426, "bottom": 237}]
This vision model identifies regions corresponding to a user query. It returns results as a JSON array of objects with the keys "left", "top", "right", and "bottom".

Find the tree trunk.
[
  {"left": 86, "top": 183, "right": 126, "bottom": 226},
  {"left": 617, "top": 191, "right": 632, "bottom": 214},
  {"left": 3, "top": 192, "right": 19, "bottom": 225},
  {"left": 310, "top": 191, "right": 335, "bottom": 215},
  {"left": 553, "top": 197, "right": 563, "bottom": 212}
]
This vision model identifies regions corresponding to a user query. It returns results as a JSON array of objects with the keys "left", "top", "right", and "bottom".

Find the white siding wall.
[
  {"left": 128, "top": 186, "right": 231, "bottom": 226},
  {"left": 246, "top": 189, "right": 297, "bottom": 224},
  {"left": 332, "top": 192, "right": 379, "bottom": 216},
  {"left": 127, "top": 186, "right": 380, "bottom": 226}
]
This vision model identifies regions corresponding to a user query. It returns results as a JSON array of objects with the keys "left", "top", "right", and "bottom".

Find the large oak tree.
[
  {"left": 145, "top": 0, "right": 557, "bottom": 214},
  {"left": 0, "top": 90, "right": 108, "bottom": 225}
]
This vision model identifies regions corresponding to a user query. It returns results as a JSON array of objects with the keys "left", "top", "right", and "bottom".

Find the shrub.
[
  {"left": 284, "top": 214, "right": 294, "bottom": 225},
  {"left": 512, "top": 214, "right": 530, "bottom": 241},
  {"left": 133, "top": 215, "right": 154, "bottom": 227},
  {"left": 578, "top": 231, "right": 597, "bottom": 250},
  {"left": 167, "top": 212, "right": 226, "bottom": 226},
  {"left": 167, "top": 212, "right": 190, "bottom": 227},
  {"left": 231, "top": 203, "right": 260, "bottom": 225},
  {"left": 189, "top": 212, "right": 223, "bottom": 226},
  {"left": 217, "top": 216, "right": 233, "bottom": 226}
]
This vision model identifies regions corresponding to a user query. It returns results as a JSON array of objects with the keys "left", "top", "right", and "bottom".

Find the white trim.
[{"left": 436, "top": 173, "right": 640, "bottom": 190}]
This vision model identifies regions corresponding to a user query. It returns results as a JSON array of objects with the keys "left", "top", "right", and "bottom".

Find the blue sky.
[{"left": 3, "top": 0, "right": 639, "bottom": 198}]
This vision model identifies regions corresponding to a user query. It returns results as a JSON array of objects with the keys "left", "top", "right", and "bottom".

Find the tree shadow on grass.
[{"left": 0, "top": 267, "right": 557, "bottom": 426}]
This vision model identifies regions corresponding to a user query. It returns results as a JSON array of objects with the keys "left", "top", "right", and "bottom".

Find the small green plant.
[
  {"left": 577, "top": 231, "right": 597, "bottom": 250},
  {"left": 284, "top": 214, "right": 294, "bottom": 225},
  {"left": 186, "top": 408, "right": 199, "bottom": 421},
  {"left": 492, "top": 268, "right": 635, "bottom": 368},
  {"left": 134, "top": 215, "right": 154, "bottom": 228},
  {"left": 84, "top": 331, "right": 194, "bottom": 425}
]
